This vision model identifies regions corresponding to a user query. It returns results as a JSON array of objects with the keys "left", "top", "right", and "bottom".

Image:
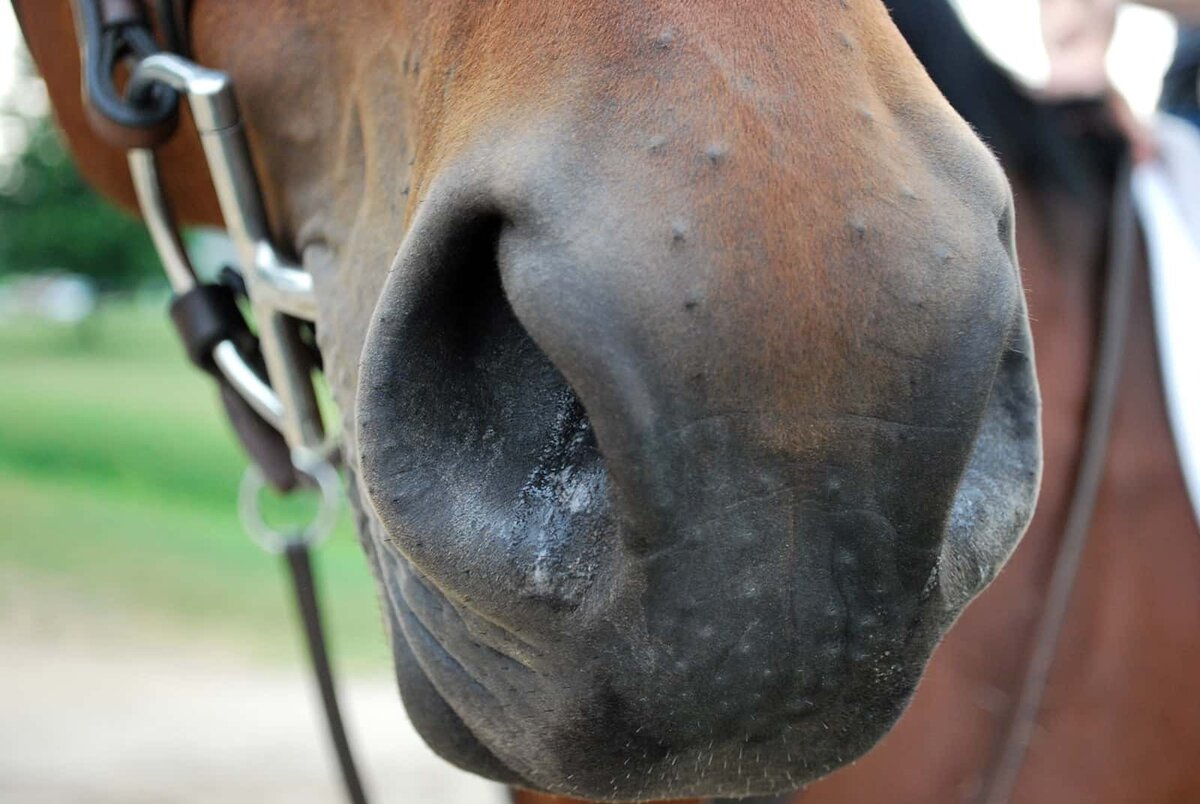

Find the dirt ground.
[{"left": 0, "top": 576, "right": 507, "bottom": 804}]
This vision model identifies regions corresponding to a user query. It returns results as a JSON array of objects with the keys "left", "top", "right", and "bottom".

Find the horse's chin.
[{"left": 349, "top": 475, "right": 931, "bottom": 799}]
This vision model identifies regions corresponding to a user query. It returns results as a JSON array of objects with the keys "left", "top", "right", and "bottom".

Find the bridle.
[
  {"left": 75, "top": 0, "right": 329, "bottom": 490},
  {"left": 66, "top": 1, "right": 368, "bottom": 802}
]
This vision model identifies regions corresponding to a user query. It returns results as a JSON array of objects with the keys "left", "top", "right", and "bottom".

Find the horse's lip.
[{"left": 937, "top": 303, "right": 1042, "bottom": 615}]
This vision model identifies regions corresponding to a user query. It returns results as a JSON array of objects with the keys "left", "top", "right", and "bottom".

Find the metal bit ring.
[{"left": 238, "top": 456, "right": 340, "bottom": 554}]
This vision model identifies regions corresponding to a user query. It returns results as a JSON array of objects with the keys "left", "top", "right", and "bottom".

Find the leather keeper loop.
[{"left": 169, "top": 283, "right": 249, "bottom": 373}]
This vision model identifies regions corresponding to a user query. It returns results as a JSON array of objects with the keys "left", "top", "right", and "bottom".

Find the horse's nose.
[{"left": 358, "top": 137, "right": 1036, "bottom": 612}]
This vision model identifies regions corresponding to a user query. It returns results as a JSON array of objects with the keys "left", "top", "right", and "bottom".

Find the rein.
[
  {"left": 67, "top": 2, "right": 369, "bottom": 802},
  {"left": 977, "top": 162, "right": 1139, "bottom": 804}
]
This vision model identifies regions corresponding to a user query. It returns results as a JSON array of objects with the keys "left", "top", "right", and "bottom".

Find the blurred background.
[{"left": 0, "top": 1, "right": 1179, "bottom": 803}]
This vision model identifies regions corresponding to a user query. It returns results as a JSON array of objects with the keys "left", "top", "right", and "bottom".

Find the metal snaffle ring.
[{"left": 238, "top": 457, "right": 341, "bottom": 554}]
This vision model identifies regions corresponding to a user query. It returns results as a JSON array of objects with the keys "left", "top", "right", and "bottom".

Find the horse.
[{"left": 15, "top": 1, "right": 1043, "bottom": 801}]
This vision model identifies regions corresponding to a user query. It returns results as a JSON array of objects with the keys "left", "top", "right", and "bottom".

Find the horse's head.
[{"left": 24, "top": 0, "right": 1040, "bottom": 798}]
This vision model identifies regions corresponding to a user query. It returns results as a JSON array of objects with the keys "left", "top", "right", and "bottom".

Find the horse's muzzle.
[{"left": 352, "top": 144, "right": 1040, "bottom": 799}]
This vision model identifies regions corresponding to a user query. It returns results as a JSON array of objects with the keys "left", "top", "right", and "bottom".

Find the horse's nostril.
[{"left": 357, "top": 192, "right": 609, "bottom": 617}]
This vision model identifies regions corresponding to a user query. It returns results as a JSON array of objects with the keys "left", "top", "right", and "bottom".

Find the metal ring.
[{"left": 238, "top": 457, "right": 340, "bottom": 554}]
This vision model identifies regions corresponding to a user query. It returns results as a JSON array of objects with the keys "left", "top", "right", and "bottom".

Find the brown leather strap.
[
  {"left": 977, "top": 161, "right": 1138, "bottom": 804},
  {"left": 155, "top": 0, "right": 191, "bottom": 57},
  {"left": 284, "top": 539, "right": 370, "bottom": 804},
  {"left": 169, "top": 284, "right": 300, "bottom": 492}
]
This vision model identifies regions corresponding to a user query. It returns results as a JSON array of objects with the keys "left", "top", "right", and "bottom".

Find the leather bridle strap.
[
  {"left": 154, "top": 0, "right": 190, "bottom": 56},
  {"left": 285, "top": 539, "right": 370, "bottom": 804},
  {"left": 977, "top": 161, "right": 1138, "bottom": 804}
]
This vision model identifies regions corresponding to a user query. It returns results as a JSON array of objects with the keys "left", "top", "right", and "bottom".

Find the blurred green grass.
[{"left": 0, "top": 300, "right": 391, "bottom": 668}]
